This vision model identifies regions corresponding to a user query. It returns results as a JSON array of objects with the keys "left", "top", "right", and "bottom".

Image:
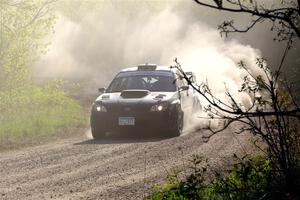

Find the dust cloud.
[
  {"left": 85, "top": 129, "right": 93, "bottom": 140},
  {"left": 32, "top": 1, "right": 268, "bottom": 133}
]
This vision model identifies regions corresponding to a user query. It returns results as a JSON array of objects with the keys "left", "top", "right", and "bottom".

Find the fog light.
[
  {"left": 157, "top": 105, "right": 163, "bottom": 111},
  {"left": 96, "top": 106, "right": 101, "bottom": 112}
]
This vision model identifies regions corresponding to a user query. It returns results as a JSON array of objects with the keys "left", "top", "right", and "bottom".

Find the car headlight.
[
  {"left": 94, "top": 102, "right": 107, "bottom": 112},
  {"left": 150, "top": 102, "right": 168, "bottom": 112}
]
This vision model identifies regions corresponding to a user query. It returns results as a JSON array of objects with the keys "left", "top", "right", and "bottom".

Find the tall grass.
[{"left": 0, "top": 81, "right": 84, "bottom": 138}]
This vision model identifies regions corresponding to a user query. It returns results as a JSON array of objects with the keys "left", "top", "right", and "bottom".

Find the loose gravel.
[{"left": 0, "top": 129, "right": 253, "bottom": 200}]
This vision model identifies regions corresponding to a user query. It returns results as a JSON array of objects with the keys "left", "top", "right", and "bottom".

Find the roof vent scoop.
[
  {"left": 120, "top": 90, "right": 150, "bottom": 98},
  {"left": 137, "top": 64, "right": 157, "bottom": 71}
]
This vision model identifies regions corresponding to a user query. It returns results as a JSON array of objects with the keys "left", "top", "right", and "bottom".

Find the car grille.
[{"left": 106, "top": 104, "right": 151, "bottom": 114}]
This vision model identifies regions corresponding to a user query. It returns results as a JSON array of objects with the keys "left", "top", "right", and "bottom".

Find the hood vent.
[
  {"left": 120, "top": 90, "right": 150, "bottom": 98},
  {"left": 154, "top": 94, "right": 166, "bottom": 100}
]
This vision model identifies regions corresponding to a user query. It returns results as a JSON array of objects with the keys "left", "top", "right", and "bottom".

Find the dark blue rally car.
[{"left": 90, "top": 64, "right": 201, "bottom": 139}]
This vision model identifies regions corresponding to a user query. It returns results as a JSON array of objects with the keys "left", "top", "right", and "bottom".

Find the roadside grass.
[{"left": 0, "top": 82, "right": 86, "bottom": 146}]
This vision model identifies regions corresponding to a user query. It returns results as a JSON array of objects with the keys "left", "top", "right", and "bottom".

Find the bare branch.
[
  {"left": 193, "top": 0, "right": 300, "bottom": 39},
  {"left": 173, "top": 59, "right": 300, "bottom": 119},
  {"left": 218, "top": 17, "right": 263, "bottom": 37},
  {"left": 23, "top": 0, "right": 57, "bottom": 28}
]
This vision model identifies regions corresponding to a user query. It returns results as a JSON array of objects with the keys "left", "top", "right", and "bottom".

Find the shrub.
[
  {"left": 148, "top": 154, "right": 300, "bottom": 200},
  {"left": 148, "top": 155, "right": 207, "bottom": 200}
]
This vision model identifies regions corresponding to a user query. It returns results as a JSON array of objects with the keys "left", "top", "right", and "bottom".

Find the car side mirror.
[
  {"left": 179, "top": 86, "right": 189, "bottom": 92},
  {"left": 98, "top": 87, "right": 106, "bottom": 93}
]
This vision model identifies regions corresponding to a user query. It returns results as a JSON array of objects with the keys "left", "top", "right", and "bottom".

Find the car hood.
[{"left": 95, "top": 91, "right": 177, "bottom": 104}]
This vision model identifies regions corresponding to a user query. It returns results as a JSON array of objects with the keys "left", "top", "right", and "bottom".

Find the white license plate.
[{"left": 118, "top": 117, "right": 135, "bottom": 126}]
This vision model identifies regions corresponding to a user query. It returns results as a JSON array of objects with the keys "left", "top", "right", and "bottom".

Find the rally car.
[{"left": 90, "top": 64, "right": 201, "bottom": 139}]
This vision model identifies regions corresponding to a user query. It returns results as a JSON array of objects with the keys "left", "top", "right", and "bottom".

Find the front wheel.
[
  {"left": 91, "top": 125, "right": 105, "bottom": 140},
  {"left": 90, "top": 116, "right": 105, "bottom": 140},
  {"left": 170, "top": 111, "right": 184, "bottom": 137}
]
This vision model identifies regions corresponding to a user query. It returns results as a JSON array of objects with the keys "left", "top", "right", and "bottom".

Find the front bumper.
[{"left": 90, "top": 105, "right": 179, "bottom": 134}]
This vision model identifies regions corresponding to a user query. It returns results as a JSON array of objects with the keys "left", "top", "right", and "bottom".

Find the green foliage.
[
  {"left": 148, "top": 155, "right": 207, "bottom": 200},
  {"left": 0, "top": 0, "right": 56, "bottom": 87},
  {"left": 149, "top": 155, "right": 300, "bottom": 200},
  {"left": 204, "top": 156, "right": 274, "bottom": 200}
]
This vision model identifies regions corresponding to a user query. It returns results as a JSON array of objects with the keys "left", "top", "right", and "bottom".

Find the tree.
[
  {"left": 0, "top": 1, "right": 83, "bottom": 140},
  {"left": 172, "top": 0, "right": 300, "bottom": 196},
  {"left": 194, "top": 0, "right": 300, "bottom": 42},
  {"left": 0, "top": 0, "right": 56, "bottom": 90}
]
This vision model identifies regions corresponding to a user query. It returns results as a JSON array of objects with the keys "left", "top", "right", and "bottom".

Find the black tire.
[
  {"left": 90, "top": 117, "right": 105, "bottom": 140},
  {"left": 170, "top": 111, "right": 184, "bottom": 137},
  {"left": 91, "top": 125, "right": 106, "bottom": 140}
]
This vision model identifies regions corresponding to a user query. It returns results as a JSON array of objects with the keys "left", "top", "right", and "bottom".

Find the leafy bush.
[
  {"left": 205, "top": 156, "right": 273, "bottom": 200},
  {"left": 148, "top": 155, "right": 207, "bottom": 200},
  {"left": 148, "top": 154, "right": 300, "bottom": 200}
]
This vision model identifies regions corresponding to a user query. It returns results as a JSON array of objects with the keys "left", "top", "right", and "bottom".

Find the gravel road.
[{"left": 0, "top": 129, "right": 252, "bottom": 200}]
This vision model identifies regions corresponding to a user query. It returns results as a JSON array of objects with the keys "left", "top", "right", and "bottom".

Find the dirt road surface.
[{"left": 0, "top": 129, "right": 252, "bottom": 200}]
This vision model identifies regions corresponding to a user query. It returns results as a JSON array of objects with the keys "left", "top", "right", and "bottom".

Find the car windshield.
[{"left": 106, "top": 74, "right": 176, "bottom": 92}]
